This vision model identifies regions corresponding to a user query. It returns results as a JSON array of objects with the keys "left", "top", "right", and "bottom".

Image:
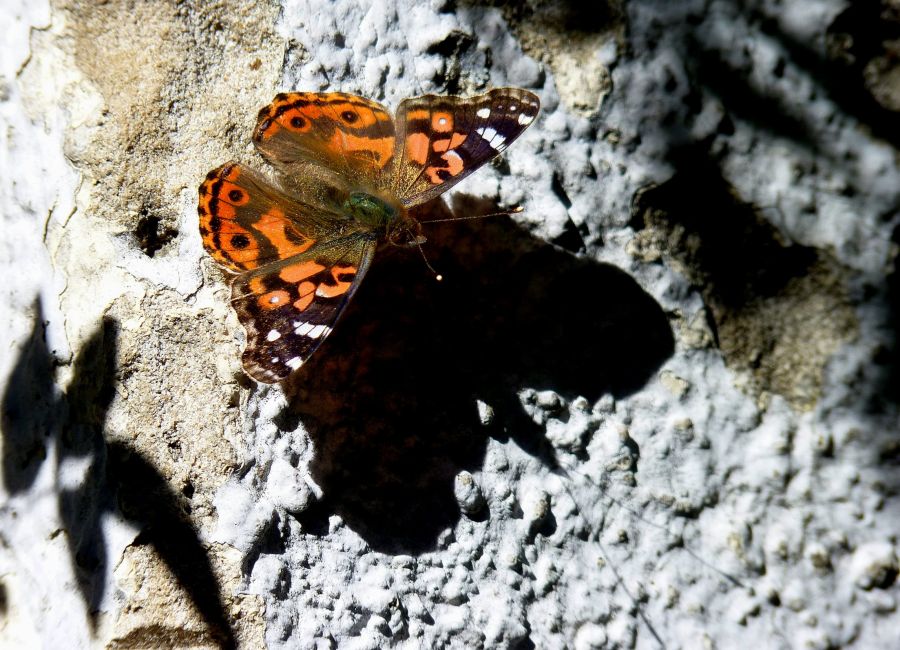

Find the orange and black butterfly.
[{"left": 198, "top": 89, "right": 540, "bottom": 383}]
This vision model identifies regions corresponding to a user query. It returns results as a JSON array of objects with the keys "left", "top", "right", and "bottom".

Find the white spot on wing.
[
  {"left": 308, "top": 324, "right": 331, "bottom": 339},
  {"left": 269, "top": 295, "right": 281, "bottom": 304},
  {"left": 266, "top": 329, "right": 281, "bottom": 342},
  {"left": 518, "top": 113, "right": 534, "bottom": 125},
  {"left": 445, "top": 150, "right": 463, "bottom": 165},
  {"left": 476, "top": 126, "right": 505, "bottom": 149},
  {"left": 294, "top": 322, "right": 314, "bottom": 335},
  {"left": 476, "top": 107, "right": 490, "bottom": 118},
  {"left": 286, "top": 357, "right": 303, "bottom": 370}
]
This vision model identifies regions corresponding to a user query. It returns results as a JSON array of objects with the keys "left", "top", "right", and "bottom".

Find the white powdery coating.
[
  {"left": 219, "top": 3, "right": 900, "bottom": 650},
  {"left": 265, "top": 458, "right": 312, "bottom": 513}
]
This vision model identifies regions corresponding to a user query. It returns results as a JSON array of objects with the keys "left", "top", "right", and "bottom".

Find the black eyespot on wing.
[{"left": 230, "top": 234, "right": 250, "bottom": 249}]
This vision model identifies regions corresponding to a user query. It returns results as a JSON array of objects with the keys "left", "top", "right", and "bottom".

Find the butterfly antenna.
[
  {"left": 416, "top": 239, "right": 442, "bottom": 281},
  {"left": 424, "top": 205, "right": 523, "bottom": 224}
]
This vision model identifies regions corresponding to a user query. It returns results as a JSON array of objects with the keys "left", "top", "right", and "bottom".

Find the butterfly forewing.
[
  {"left": 392, "top": 88, "right": 540, "bottom": 206},
  {"left": 198, "top": 162, "right": 342, "bottom": 272},
  {"left": 253, "top": 92, "right": 396, "bottom": 190}
]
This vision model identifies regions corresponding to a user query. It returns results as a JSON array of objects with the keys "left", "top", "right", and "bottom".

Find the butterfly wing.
[
  {"left": 199, "top": 161, "right": 375, "bottom": 383},
  {"left": 391, "top": 88, "right": 540, "bottom": 206},
  {"left": 252, "top": 92, "right": 396, "bottom": 191},
  {"left": 231, "top": 236, "right": 376, "bottom": 383},
  {"left": 198, "top": 162, "right": 339, "bottom": 272}
]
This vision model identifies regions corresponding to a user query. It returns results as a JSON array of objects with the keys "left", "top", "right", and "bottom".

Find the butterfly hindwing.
[
  {"left": 230, "top": 237, "right": 376, "bottom": 383},
  {"left": 253, "top": 92, "right": 396, "bottom": 187},
  {"left": 198, "top": 162, "right": 339, "bottom": 273},
  {"left": 392, "top": 88, "right": 540, "bottom": 206}
]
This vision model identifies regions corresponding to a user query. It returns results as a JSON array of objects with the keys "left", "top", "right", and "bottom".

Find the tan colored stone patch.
[
  {"left": 60, "top": 0, "right": 284, "bottom": 244},
  {"left": 111, "top": 543, "right": 265, "bottom": 649},
  {"left": 16, "top": 0, "right": 283, "bottom": 645},
  {"left": 479, "top": 0, "right": 625, "bottom": 115},
  {"left": 632, "top": 180, "right": 858, "bottom": 412},
  {"left": 714, "top": 257, "right": 857, "bottom": 411}
]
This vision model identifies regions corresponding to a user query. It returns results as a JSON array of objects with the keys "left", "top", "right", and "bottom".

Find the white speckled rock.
[{"left": 2, "top": 0, "right": 899, "bottom": 648}]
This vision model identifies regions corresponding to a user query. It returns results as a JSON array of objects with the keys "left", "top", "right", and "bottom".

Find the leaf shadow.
[
  {"left": 1, "top": 301, "right": 237, "bottom": 648},
  {"left": 280, "top": 205, "right": 674, "bottom": 554}
]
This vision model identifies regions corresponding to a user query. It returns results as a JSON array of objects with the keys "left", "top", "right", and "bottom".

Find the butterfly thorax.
[
  {"left": 342, "top": 190, "right": 424, "bottom": 246},
  {"left": 343, "top": 191, "right": 401, "bottom": 229}
]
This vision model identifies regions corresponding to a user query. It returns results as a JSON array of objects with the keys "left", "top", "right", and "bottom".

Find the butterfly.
[{"left": 198, "top": 88, "right": 540, "bottom": 383}]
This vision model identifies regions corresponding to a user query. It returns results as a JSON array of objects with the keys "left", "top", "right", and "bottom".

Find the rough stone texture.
[{"left": 2, "top": 1, "right": 899, "bottom": 649}]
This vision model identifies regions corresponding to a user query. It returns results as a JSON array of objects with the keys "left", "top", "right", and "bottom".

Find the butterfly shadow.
[
  {"left": 279, "top": 201, "right": 674, "bottom": 554},
  {"left": 1, "top": 302, "right": 237, "bottom": 648}
]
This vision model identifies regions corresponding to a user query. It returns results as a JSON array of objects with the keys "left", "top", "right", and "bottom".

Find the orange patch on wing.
[
  {"left": 329, "top": 102, "right": 383, "bottom": 128},
  {"left": 256, "top": 122, "right": 280, "bottom": 140},
  {"left": 432, "top": 112, "right": 453, "bottom": 133},
  {"left": 249, "top": 277, "right": 267, "bottom": 294},
  {"left": 219, "top": 180, "right": 250, "bottom": 205},
  {"left": 258, "top": 289, "right": 290, "bottom": 310},
  {"left": 215, "top": 203, "right": 237, "bottom": 220},
  {"left": 406, "top": 109, "right": 430, "bottom": 121},
  {"left": 209, "top": 222, "right": 256, "bottom": 268},
  {"left": 294, "top": 293, "right": 314, "bottom": 311},
  {"left": 425, "top": 150, "right": 465, "bottom": 184},
  {"left": 316, "top": 264, "right": 357, "bottom": 298},
  {"left": 257, "top": 208, "right": 315, "bottom": 257},
  {"left": 223, "top": 242, "right": 258, "bottom": 267},
  {"left": 406, "top": 132, "right": 430, "bottom": 164},
  {"left": 432, "top": 132, "right": 467, "bottom": 153},
  {"left": 280, "top": 260, "right": 326, "bottom": 283},
  {"left": 327, "top": 131, "right": 394, "bottom": 167},
  {"left": 279, "top": 106, "right": 322, "bottom": 133}
]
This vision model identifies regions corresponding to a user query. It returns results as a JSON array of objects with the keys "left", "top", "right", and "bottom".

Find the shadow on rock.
[
  {"left": 2, "top": 300, "right": 59, "bottom": 494},
  {"left": 281, "top": 207, "right": 674, "bottom": 554},
  {"left": 1, "top": 303, "right": 236, "bottom": 648}
]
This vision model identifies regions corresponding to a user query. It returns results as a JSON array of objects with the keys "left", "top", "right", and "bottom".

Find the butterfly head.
[{"left": 387, "top": 217, "right": 426, "bottom": 248}]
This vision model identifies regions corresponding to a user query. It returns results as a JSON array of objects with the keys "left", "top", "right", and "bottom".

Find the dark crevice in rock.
[{"left": 135, "top": 210, "right": 178, "bottom": 258}]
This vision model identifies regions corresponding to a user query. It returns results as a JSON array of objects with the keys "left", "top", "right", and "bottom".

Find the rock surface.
[{"left": 1, "top": 0, "right": 899, "bottom": 648}]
